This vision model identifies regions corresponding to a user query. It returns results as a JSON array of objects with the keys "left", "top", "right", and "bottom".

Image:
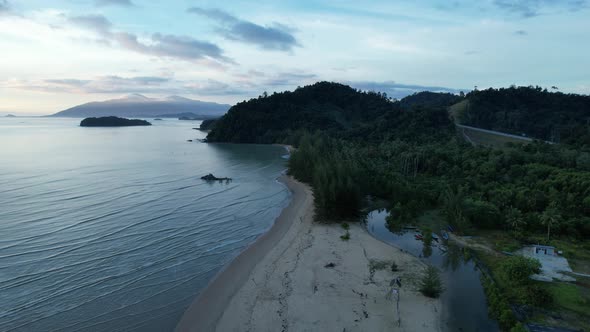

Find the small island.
[
  {"left": 201, "top": 173, "right": 232, "bottom": 182},
  {"left": 5, "top": 114, "right": 16, "bottom": 118},
  {"left": 80, "top": 116, "right": 151, "bottom": 127}
]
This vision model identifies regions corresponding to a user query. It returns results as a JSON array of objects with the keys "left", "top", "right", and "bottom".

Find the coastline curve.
[{"left": 175, "top": 175, "right": 309, "bottom": 332}]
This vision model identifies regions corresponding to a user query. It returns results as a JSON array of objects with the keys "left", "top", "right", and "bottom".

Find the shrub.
[
  {"left": 482, "top": 275, "right": 518, "bottom": 330},
  {"left": 419, "top": 266, "right": 444, "bottom": 298},
  {"left": 391, "top": 261, "right": 398, "bottom": 272},
  {"left": 341, "top": 222, "right": 350, "bottom": 230},
  {"left": 510, "top": 323, "right": 528, "bottom": 332},
  {"left": 340, "top": 231, "right": 350, "bottom": 241},
  {"left": 498, "top": 256, "right": 541, "bottom": 287},
  {"left": 520, "top": 284, "right": 553, "bottom": 307}
]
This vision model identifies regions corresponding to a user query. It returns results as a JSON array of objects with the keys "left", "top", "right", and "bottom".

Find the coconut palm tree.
[{"left": 540, "top": 203, "right": 561, "bottom": 241}]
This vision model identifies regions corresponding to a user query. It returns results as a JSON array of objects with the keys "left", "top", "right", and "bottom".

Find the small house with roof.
[{"left": 532, "top": 244, "right": 556, "bottom": 256}]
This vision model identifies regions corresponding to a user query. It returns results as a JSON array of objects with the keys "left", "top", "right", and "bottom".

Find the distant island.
[
  {"left": 80, "top": 116, "right": 151, "bottom": 127},
  {"left": 5, "top": 114, "right": 16, "bottom": 117},
  {"left": 51, "top": 94, "right": 230, "bottom": 119}
]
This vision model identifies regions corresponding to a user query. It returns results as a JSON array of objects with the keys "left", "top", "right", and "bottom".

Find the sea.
[{"left": 0, "top": 117, "right": 291, "bottom": 331}]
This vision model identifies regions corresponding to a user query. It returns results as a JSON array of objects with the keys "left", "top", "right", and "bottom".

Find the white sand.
[{"left": 177, "top": 176, "right": 441, "bottom": 332}]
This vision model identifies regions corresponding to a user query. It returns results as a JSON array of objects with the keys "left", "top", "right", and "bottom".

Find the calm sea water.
[{"left": 0, "top": 117, "right": 290, "bottom": 331}]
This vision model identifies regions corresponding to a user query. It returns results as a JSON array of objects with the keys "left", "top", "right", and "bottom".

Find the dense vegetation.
[
  {"left": 458, "top": 86, "right": 590, "bottom": 147},
  {"left": 398, "top": 91, "right": 462, "bottom": 110},
  {"left": 207, "top": 82, "right": 590, "bottom": 240},
  {"left": 206, "top": 82, "right": 396, "bottom": 144},
  {"left": 80, "top": 116, "right": 151, "bottom": 127},
  {"left": 199, "top": 119, "right": 218, "bottom": 131}
]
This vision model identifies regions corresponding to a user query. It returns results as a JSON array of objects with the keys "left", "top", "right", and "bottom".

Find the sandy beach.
[{"left": 177, "top": 176, "right": 441, "bottom": 332}]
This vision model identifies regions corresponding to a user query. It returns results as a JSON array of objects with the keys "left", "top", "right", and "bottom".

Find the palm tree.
[
  {"left": 506, "top": 207, "right": 524, "bottom": 232},
  {"left": 540, "top": 203, "right": 561, "bottom": 241}
]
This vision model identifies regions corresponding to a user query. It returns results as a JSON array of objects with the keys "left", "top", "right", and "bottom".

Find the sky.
[{"left": 1, "top": 0, "right": 589, "bottom": 115}]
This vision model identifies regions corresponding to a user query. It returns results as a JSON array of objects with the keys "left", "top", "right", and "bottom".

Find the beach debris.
[{"left": 324, "top": 262, "right": 336, "bottom": 268}]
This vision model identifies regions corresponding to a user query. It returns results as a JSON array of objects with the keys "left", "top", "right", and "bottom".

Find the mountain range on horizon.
[{"left": 50, "top": 94, "right": 231, "bottom": 119}]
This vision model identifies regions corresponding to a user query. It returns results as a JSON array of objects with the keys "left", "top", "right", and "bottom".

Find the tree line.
[{"left": 208, "top": 82, "right": 590, "bottom": 238}]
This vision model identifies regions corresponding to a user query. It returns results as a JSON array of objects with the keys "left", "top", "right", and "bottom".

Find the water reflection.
[
  {"left": 422, "top": 243, "right": 433, "bottom": 258},
  {"left": 365, "top": 209, "right": 498, "bottom": 332}
]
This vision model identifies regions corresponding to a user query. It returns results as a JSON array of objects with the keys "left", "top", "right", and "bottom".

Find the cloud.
[
  {"left": 348, "top": 81, "right": 464, "bottom": 99},
  {"left": 95, "top": 0, "right": 134, "bottom": 7},
  {"left": 263, "top": 72, "right": 317, "bottom": 86},
  {"left": 5, "top": 75, "right": 255, "bottom": 97},
  {"left": 0, "top": 0, "right": 11, "bottom": 14},
  {"left": 5, "top": 75, "right": 174, "bottom": 94},
  {"left": 65, "top": 14, "right": 230, "bottom": 63},
  {"left": 187, "top": 7, "right": 299, "bottom": 51},
  {"left": 493, "top": 0, "right": 588, "bottom": 17},
  {"left": 113, "top": 32, "right": 230, "bottom": 62},
  {"left": 68, "top": 14, "right": 112, "bottom": 37},
  {"left": 184, "top": 79, "right": 249, "bottom": 95}
]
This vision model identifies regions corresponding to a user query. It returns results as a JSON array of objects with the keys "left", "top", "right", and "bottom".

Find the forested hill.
[
  {"left": 457, "top": 86, "right": 590, "bottom": 147},
  {"left": 206, "top": 82, "right": 455, "bottom": 144},
  {"left": 398, "top": 91, "right": 462, "bottom": 110},
  {"left": 206, "top": 82, "right": 397, "bottom": 143},
  {"left": 206, "top": 82, "right": 590, "bottom": 241}
]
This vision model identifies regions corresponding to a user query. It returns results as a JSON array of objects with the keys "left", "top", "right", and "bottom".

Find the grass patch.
[
  {"left": 474, "top": 230, "right": 521, "bottom": 252},
  {"left": 448, "top": 99, "right": 469, "bottom": 121},
  {"left": 369, "top": 259, "right": 390, "bottom": 271},
  {"left": 461, "top": 126, "right": 531, "bottom": 148},
  {"left": 544, "top": 238, "right": 590, "bottom": 274},
  {"left": 549, "top": 283, "right": 590, "bottom": 315}
]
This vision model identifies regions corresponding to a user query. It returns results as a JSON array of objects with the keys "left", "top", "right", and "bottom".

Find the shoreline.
[
  {"left": 178, "top": 174, "right": 442, "bottom": 331},
  {"left": 175, "top": 175, "right": 308, "bottom": 331}
]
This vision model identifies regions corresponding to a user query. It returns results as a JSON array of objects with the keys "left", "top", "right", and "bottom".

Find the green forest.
[
  {"left": 457, "top": 86, "right": 590, "bottom": 147},
  {"left": 207, "top": 82, "right": 590, "bottom": 239}
]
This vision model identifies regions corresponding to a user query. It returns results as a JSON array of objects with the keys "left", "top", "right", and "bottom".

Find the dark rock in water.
[
  {"left": 154, "top": 118, "right": 163, "bottom": 120},
  {"left": 201, "top": 173, "right": 232, "bottom": 182},
  {"left": 187, "top": 139, "right": 193, "bottom": 142},
  {"left": 80, "top": 116, "right": 151, "bottom": 127}
]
